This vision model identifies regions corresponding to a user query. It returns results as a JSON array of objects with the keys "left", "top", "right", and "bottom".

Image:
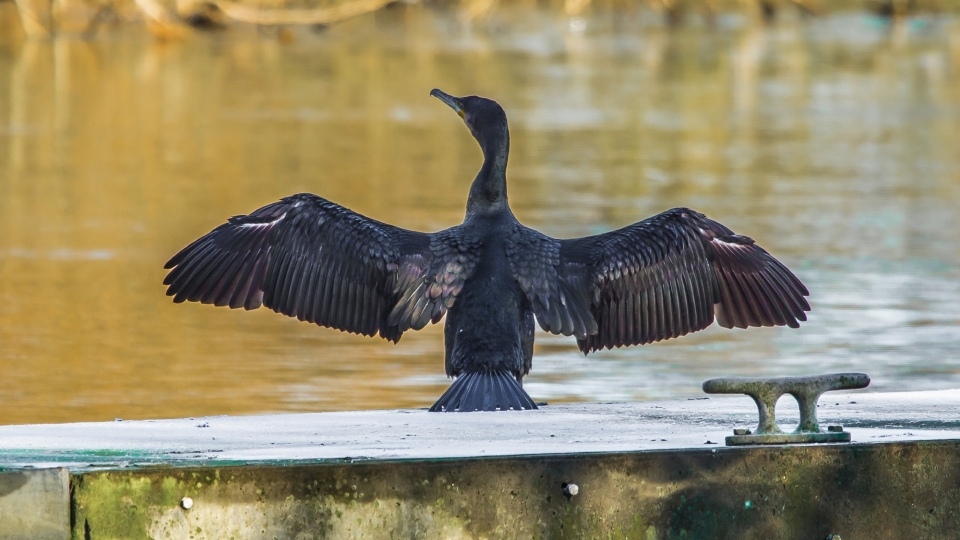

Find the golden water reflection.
[{"left": 1, "top": 8, "right": 959, "bottom": 424}]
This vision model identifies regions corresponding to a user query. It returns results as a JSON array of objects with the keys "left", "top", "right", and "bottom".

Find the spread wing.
[
  {"left": 163, "top": 193, "right": 479, "bottom": 342},
  {"left": 508, "top": 208, "right": 810, "bottom": 354},
  {"left": 505, "top": 225, "right": 597, "bottom": 340}
]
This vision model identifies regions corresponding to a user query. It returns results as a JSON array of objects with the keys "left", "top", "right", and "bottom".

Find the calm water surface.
[{"left": 1, "top": 7, "right": 959, "bottom": 424}]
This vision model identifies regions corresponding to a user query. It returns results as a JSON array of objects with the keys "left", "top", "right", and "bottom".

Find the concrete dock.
[{"left": 2, "top": 389, "right": 960, "bottom": 539}]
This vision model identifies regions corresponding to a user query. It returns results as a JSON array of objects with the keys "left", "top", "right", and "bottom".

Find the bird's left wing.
[
  {"left": 563, "top": 208, "right": 810, "bottom": 353},
  {"left": 163, "top": 193, "right": 479, "bottom": 342},
  {"left": 507, "top": 208, "right": 809, "bottom": 354}
]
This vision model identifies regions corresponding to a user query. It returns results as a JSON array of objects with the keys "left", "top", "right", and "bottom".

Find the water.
[{"left": 1, "top": 6, "right": 959, "bottom": 424}]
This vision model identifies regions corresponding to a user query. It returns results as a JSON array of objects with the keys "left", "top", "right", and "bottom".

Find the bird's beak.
[{"left": 430, "top": 89, "right": 464, "bottom": 119}]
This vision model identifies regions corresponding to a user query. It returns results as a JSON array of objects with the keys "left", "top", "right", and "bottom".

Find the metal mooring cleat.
[{"left": 702, "top": 373, "right": 870, "bottom": 446}]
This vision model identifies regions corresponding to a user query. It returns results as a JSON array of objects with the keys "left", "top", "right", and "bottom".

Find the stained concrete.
[
  {"left": 68, "top": 442, "right": 960, "bottom": 540},
  {"left": 1, "top": 390, "right": 960, "bottom": 539},
  {"left": 0, "top": 468, "right": 69, "bottom": 540}
]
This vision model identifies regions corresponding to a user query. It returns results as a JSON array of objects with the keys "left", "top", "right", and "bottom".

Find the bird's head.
[{"left": 430, "top": 89, "right": 508, "bottom": 149}]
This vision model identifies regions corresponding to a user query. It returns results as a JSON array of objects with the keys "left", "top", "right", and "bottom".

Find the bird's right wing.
[{"left": 163, "top": 193, "right": 480, "bottom": 342}]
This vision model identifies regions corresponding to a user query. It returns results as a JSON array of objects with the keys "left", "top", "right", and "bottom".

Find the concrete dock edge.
[
  {"left": 4, "top": 441, "right": 957, "bottom": 539},
  {"left": 4, "top": 392, "right": 960, "bottom": 539}
]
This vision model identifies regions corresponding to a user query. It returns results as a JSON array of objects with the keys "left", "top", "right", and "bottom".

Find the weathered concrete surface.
[
  {"left": 0, "top": 468, "right": 69, "bottom": 540},
  {"left": 1, "top": 389, "right": 959, "bottom": 470},
  {"left": 70, "top": 442, "right": 960, "bottom": 539},
  {"left": 1, "top": 389, "right": 960, "bottom": 539}
]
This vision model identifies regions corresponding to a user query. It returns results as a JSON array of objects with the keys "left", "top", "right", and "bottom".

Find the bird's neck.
[{"left": 466, "top": 130, "right": 509, "bottom": 218}]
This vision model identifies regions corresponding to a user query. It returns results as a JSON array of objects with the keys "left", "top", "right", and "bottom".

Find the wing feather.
[
  {"left": 214, "top": 251, "right": 249, "bottom": 307},
  {"left": 200, "top": 251, "right": 235, "bottom": 305},
  {"left": 188, "top": 250, "right": 230, "bottom": 303},
  {"left": 300, "top": 259, "right": 319, "bottom": 322},
  {"left": 224, "top": 251, "right": 255, "bottom": 308},
  {"left": 676, "top": 268, "right": 693, "bottom": 332},
  {"left": 549, "top": 207, "right": 811, "bottom": 354},
  {"left": 228, "top": 254, "right": 254, "bottom": 309},
  {"left": 266, "top": 249, "right": 291, "bottom": 309},
  {"left": 163, "top": 193, "right": 478, "bottom": 342},
  {"left": 505, "top": 224, "right": 597, "bottom": 340},
  {"left": 639, "top": 283, "right": 650, "bottom": 343}
]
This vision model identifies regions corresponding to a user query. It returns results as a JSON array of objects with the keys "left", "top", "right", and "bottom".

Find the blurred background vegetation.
[{"left": 2, "top": 0, "right": 957, "bottom": 40}]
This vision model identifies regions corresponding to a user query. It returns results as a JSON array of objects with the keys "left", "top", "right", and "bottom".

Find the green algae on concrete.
[
  {"left": 70, "top": 441, "right": 960, "bottom": 539},
  {"left": 72, "top": 474, "right": 186, "bottom": 539}
]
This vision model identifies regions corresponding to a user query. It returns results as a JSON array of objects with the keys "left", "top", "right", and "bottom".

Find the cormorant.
[{"left": 163, "top": 89, "right": 810, "bottom": 412}]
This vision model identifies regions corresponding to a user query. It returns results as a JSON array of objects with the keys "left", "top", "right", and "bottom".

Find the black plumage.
[{"left": 163, "top": 89, "right": 810, "bottom": 412}]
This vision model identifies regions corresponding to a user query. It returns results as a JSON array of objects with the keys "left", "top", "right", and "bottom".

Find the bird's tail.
[{"left": 429, "top": 370, "right": 538, "bottom": 412}]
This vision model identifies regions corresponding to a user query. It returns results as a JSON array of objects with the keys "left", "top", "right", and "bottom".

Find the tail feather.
[{"left": 430, "top": 370, "right": 538, "bottom": 412}]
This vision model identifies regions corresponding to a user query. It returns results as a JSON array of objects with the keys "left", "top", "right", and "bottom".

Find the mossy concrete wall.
[{"left": 70, "top": 441, "right": 960, "bottom": 540}]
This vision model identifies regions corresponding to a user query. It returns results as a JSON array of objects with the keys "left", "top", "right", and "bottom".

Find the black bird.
[{"left": 163, "top": 89, "right": 810, "bottom": 412}]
